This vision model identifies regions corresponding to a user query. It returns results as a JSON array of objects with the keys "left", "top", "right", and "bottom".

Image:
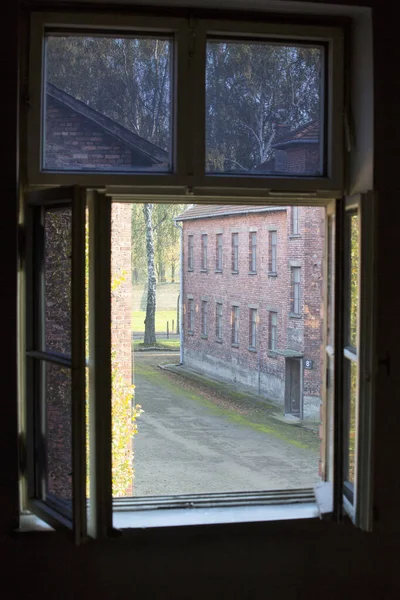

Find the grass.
[
  {"left": 133, "top": 339, "right": 180, "bottom": 351},
  {"left": 132, "top": 310, "right": 177, "bottom": 333}
]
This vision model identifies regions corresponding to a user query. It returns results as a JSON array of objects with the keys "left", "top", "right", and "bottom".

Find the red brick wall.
[
  {"left": 182, "top": 206, "right": 324, "bottom": 422},
  {"left": 46, "top": 95, "right": 135, "bottom": 170}
]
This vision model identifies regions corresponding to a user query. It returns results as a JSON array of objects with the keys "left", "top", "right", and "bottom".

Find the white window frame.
[{"left": 27, "top": 12, "right": 344, "bottom": 194}]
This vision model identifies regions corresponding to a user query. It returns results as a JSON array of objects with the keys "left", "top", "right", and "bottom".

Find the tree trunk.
[{"left": 143, "top": 203, "right": 157, "bottom": 344}]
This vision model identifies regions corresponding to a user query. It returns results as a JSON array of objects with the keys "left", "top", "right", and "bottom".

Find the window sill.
[
  {"left": 215, "top": 269, "right": 223, "bottom": 273},
  {"left": 248, "top": 346, "right": 257, "bottom": 353},
  {"left": 215, "top": 338, "right": 222, "bottom": 344},
  {"left": 187, "top": 330, "right": 194, "bottom": 335},
  {"left": 201, "top": 334, "right": 208, "bottom": 339},
  {"left": 289, "top": 313, "right": 302, "bottom": 319},
  {"left": 248, "top": 271, "right": 257, "bottom": 275},
  {"left": 113, "top": 502, "right": 319, "bottom": 531},
  {"left": 268, "top": 350, "right": 278, "bottom": 358},
  {"left": 188, "top": 268, "right": 194, "bottom": 272},
  {"left": 200, "top": 269, "right": 208, "bottom": 273},
  {"left": 231, "top": 343, "right": 239, "bottom": 348},
  {"left": 289, "top": 234, "right": 301, "bottom": 239},
  {"left": 268, "top": 272, "right": 277, "bottom": 277},
  {"left": 231, "top": 270, "right": 239, "bottom": 275}
]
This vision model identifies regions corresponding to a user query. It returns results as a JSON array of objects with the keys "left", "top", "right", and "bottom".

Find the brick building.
[
  {"left": 43, "top": 83, "right": 168, "bottom": 498},
  {"left": 176, "top": 203, "right": 325, "bottom": 423}
]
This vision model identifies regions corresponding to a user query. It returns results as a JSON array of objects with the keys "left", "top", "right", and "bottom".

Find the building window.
[
  {"left": 188, "top": 235, "right": 194, "bottom": 270},
  {"left": 232, "top": 233, "right": 239, "bottom": 272},
  {"left": 216, "top": 303, "right": 223, "bottom": 340},
  {"left": 249, "top": 232, "right": 257, "bottom": 273},
  {"left": 249, "top": 308, "right": 257, "bottom": 349},
  {"left": 269, "top": 230, "right": 277, "bottom": 273},
  {"left": 188, "top": 298, "right": 194, "bottom": 332},
  {"left": 231, "top": 306, "right": 239, "bottom": 345},
  {"left": 201, "top": 300, "right": 208, "bottom": 337},
  {"left": 216, "top": 233, "right": 223, "bottom": 271},
  {"left": 291, "top": 267, "right": 301, "bottom": 315},
  {"left": 201, "top": 234, "right": 208, "bottom": 270},
  {"left": 291, "top": 206, "right": 299, "bottom": 235},
  {"left": 269, "top": 311, "right": 278, "bottom": 351}
]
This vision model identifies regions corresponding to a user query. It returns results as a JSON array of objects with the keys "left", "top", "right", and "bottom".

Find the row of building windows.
[
  {"left": 188, "top": 209, "right": 300, "bottom": 274},
  {"left": 188, "top": 227, "right": 299, "bottom": 275},
  {"left": 187, "top": 301, "right": 292, "bottom": 352}
]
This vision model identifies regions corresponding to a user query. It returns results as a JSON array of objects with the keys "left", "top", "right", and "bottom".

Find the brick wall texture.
[{"left": 182, "top": 206, "right": 325, "bottom": 423}]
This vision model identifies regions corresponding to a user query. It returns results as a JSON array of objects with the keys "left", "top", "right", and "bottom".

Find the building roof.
[
  {"left": 271, "top": 120, "right": 319, "bottom": 150},
  {"left": 174, "top": 205, "right": 286, "bottom": 221},
  {"left": 47, "top": 83, "right": 168, "bottom": 165}
]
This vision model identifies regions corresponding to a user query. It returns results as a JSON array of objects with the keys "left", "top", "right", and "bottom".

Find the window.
[
  {"left": 188, "top": 298, "right": 194, "bottom": 332},
  {"left": 232, "top": 233, "right": 239, "bottom": 272},
  {"left": 206, "top": 40, "right": 324, "bottom": 177},
  {"left": 291, "top": 267, "right": 301, "bottom": 315},
  {"left": 269, "top": 312, "right": 278, "bottom": 352},
  {"left": 269, "top": 231, "right": 277, "bottom": 274},
  {"left": 249, "top": 309, "right": 257, "bottom": 349},
  {"left": 43, "top": 33, "right": 173, "bottom": 174},
  {"left": 231, "top": 306, "right": 239, "bottom": 345},
  {"left": 216, "top": 303, "right": 223, "bottom": 340},
  {"left": 201, "top": 234, "right": 208, "bottom": 270},
  {"left": 249, "top": 232, "right": 257, "bottom": 273},
  {"left": 216, "top": 233, "right": 223, "bottom": 271},
  {"left": 24, "top": 13, "right": 376, "bottom": 538},
  {"left": 291, "top": 207, "right": 300, "bottom": 235},
  {"left": 343, "top": 210, "right": 360, "bottom": 499},
  {"left": 29, "top": 14, "right": 344, "bottom": 191},
  {"left": 201, "top": 300, "right": 208, "bottom": 337},
  {"left": 188, "top": 235, "right": 194, "bottom": 270}
]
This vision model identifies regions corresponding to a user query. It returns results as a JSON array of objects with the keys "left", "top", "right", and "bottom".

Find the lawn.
[
  {"left": 132, "top": 310, "right": 178, "bottom": 333},
  {"left": 133, "top": 339, "right": 180, "bottom": 351}
]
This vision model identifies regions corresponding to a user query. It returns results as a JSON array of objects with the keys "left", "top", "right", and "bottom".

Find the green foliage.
[{"left": 85, "top": 220, "right": 142, "bottom": 498}]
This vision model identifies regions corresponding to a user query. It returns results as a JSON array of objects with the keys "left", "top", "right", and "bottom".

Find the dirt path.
[{"left": 132, "top": 352, "right": 319, "bottom": 496}]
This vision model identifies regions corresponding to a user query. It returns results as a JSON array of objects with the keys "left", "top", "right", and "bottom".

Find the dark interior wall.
[{"left": 2, "top": 0, "right": 400, "bottom": 597}]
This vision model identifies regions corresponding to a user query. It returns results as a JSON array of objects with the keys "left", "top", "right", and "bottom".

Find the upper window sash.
[{"left": 28, "top": 13, "right": 345, "bottom": 194}]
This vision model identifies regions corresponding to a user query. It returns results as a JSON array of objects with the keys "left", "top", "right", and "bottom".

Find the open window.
[
  {"left": 25, "top": 186, "right": 86, "bottom": 543},
  {"left": 20, "top": 9, "right": 374, "bottom": 541}
]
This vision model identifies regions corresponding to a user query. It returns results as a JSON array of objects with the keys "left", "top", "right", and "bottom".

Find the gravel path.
[{"left": 132, "top": 352, "right": 319, "bottom": 496}]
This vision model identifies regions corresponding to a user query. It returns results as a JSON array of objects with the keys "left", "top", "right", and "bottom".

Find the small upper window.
[
  {"left": 249, "top": 232, "right": 257, "bottom": 273},
  {"left": 269, "top": 230, "right": 277, "bottom": 274},
  {"left": 201, "top": 234, "right": 208, "bottom": 270},
  {"left": 216, "top": 233, "right": 223, "bottom": 271},
  {"left": 291, "top": 267, "right": 301, "bottom": 315},
  {"left": 188, "top": 235, "right": 194, "bottom": 270},
  {"left": 291, "top": 206, "right": 300, "bottom": 235},
  {"left": 43, "top": 33, "right": 173, "bottom": 173},
  {"left": 232, "top": 233, "right": 239, "bottom": 272}
]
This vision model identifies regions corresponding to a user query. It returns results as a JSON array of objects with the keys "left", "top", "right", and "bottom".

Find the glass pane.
[
  {"left": 349, "top": 214, "right": 359, "bottom": 348},
  {"left": 112, "top": 203, "right": 328, "bottom": 503},
  {"left": 45, "top": 362, "right": 72, "bottom": 506},
  {"left": 206, "top": 40, "right": 323, "bottom": 176},
  {"left": 345, "top": 359, "right": 357, "bottom": 484},
  {"left": 44, "top": 35, "right": 172, "bottom": 173},
  {"left": 44, "top": 207, "right": 72, "bottom": 356}
]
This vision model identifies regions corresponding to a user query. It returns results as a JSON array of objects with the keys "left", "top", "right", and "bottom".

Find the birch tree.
[{"left": 143, "top": 203, "right": 157, "bottom": 344}]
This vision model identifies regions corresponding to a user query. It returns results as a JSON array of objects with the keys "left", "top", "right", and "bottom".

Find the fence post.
[
  {"left": 172, "top": 319, "right": 175, "bottom": 333},
  {"left": 167, "top": 321, "right": 169, "bottom": 339},
  {"left": 177, "top": 295, "right": 180, "bottom": 335}
]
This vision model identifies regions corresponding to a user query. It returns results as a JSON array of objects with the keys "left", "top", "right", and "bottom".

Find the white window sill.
[{"left": 113, "top": 502, "right": 319, "bottom": 530}]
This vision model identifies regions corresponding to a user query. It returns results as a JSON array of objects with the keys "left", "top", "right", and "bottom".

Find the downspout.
[{"left": 174, "top": 220, "right": 183, "bottom": 365}]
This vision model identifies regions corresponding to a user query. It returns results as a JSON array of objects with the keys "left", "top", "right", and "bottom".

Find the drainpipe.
[{"left": 174, "top": 220, "right": 183, "bottom": 365}]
